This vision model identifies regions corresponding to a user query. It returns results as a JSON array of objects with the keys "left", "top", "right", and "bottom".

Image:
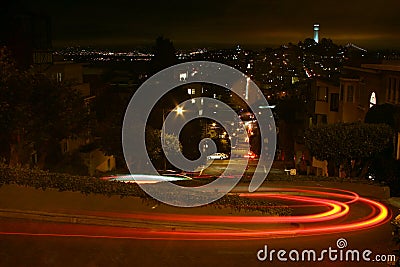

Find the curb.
[
  {"left": 388, "top": 198, "right": 400, "bottom": 209},
  {"left": 0, "top": 209, "right": 243, "bottom": 231}
]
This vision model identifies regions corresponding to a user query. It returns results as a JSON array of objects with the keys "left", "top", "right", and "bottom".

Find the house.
[
  {"left": 340, "top": 61, "right": 400, "bottom": 159},
  {"left": 341, "top": 61, "right": 400, "bottom": 111},
  {"left": 48, "top": 61, "right": 116, "bottom": 175},
  {"left": 309, "top": 78, "right": 341, "bottom": 125}
]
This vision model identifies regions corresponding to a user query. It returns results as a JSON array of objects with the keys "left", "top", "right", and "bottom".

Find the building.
[
  {"left": 340, "top": 61, "right": 400, "bottom": 120},
  {"left": 313, "top": 23, "right": 320, "bottom": 43},
  {"left": 43, "top": 61, "right": 91, "bottom": 97},
  {"left": 0, "top": 8, "right": 52, "bottom": 69},
  {"left": 302, "top": 61, "right": 400, "bottom": 125},
  {"left": 310, "top": 78, "right": 340, "bottom": 125},
  {"left": 52, "top": 61, "right": 116, "bottom": 175},
  {"left": 296, "top": 61, "right": 400, "bottom": 166},
  {"left": 309, "top": 61, "right": 400, "bottom": 125},
  {"left": 338, "top": 77, "right": 365, "bottom": 122},
  {"left": 289, "top": 78, "right": 339, "bottom": 171},
  {"left": 339, "top": 61, "right": 400, "bottom": 160}
]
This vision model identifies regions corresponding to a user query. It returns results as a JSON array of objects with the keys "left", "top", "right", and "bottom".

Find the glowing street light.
[
  {"left": 175, "top": 106, "right": 184, "bottom": 115},
  {"left": 162, "top": 105, "right": 184, "bottom": 170}
]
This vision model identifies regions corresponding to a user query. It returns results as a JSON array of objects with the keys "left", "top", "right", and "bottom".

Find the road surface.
[{"left": 0, "top": 179, "right": 397, "bottom": 266}]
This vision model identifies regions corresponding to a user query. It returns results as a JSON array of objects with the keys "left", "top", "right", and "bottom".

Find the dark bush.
[{"left": 0, "top": 165, "right": 290, "bottom": 216}]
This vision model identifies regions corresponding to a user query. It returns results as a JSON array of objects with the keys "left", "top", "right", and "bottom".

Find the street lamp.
[
  {"left": 162, "top": 105, "right": 185, "bottom": 171},
  {"left": 175, "top": 106, "right": 184, "bottom": 115}
]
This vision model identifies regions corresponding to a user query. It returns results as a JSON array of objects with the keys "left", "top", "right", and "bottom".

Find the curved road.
[{"left": 0, "top": 160, "right": 397, "bottom": 266}]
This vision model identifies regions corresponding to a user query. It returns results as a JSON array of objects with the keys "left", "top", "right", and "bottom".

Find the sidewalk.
[
  {"left": 233, "top": 180, "right": 391, "bottom": 200},
  {"left": 0, "top": 184, "right": 264, "bottom": 230},
  {"left": 388, "top": 198, "right": 400, "bottom": 209},
  {"left": 0, "top": 208, "right": 244, "bottom": 231},
  {"left": 0, "top": 179, "right": 393, "bottom": 232}
]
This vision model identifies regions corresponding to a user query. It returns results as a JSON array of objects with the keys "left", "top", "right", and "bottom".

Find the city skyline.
[{"left": 3, "top": 0, "right": 400, "bottom": 49}]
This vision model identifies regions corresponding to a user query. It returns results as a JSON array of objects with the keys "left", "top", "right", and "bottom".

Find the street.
[
  {"left": 0, "top": 216, "right": 396, "bottom": 266},
  {"left": 0, "top": 166, "right": 397, "bottom": 267}
]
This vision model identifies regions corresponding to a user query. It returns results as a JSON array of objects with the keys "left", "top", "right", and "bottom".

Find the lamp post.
[{"left": 162, "top": 106, "right": 184, "bottom": 171}]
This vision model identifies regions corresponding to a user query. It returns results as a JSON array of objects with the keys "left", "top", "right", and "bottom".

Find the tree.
[
  {"left": 365, "top": 104, "right": 400, "bottom": 195},
  {"left": 93, "top": 86, "right": 130, "bottom": 168},
  {"left": 30, "top": 77, "right": 88, "bottom": 168},
  {"left": 149, "top": 36, "right": 177, "bottom": 74},
  {"left": 276, "top": 97, "right": 308, "bottom": 162},
  {"left": 365, "top": 103, "right": 400, "bottom": 131},
  {"left": 305, "top": 122, "right": 393, "bottom": 178},
  {"left": 146, "top": 127, "right": 181, "bottom": 162},
  {"left": 249, "top": 127, "right": 261, "bottom": 156},
  {"left": 0, "top": 46, "right": 87, "bottom": 168},
  {"left": 0, "top": 46, "right": 31, "bottom": 164}
]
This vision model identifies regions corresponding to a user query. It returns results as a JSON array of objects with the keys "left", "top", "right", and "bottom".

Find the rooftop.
[{"left": 361, "top": 61, "right": 400, "bottom": 72}]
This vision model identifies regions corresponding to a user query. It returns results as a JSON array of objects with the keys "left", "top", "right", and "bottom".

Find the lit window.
[
  {"left": 370, "top": 92, "right": 376, "bottom": 108},
  {"left": 56, "top": 72, "right": 62, "bottom": 82}
]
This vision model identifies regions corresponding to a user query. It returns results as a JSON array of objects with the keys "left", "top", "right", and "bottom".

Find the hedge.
[{"left": 0, "top": 165, "right": 291, "bottom": 216}]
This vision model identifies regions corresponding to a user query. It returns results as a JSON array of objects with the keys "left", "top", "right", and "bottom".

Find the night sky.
[{"left": 9, "top": 0, "right": 400, "bottom": 49}]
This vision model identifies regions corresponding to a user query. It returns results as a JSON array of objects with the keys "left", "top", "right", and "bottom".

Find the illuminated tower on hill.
[{"left": 313, "top": 23, "right": 320, "bottom": 43}]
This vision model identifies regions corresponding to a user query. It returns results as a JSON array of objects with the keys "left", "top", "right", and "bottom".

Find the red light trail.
[{"left": 0, "top": 187, "right": 390, "bottom": 240}]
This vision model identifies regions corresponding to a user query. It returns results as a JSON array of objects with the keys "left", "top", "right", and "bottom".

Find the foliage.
[
  {"left": 149, "top": 36, "right": 177, "bottom": 74},
  {"left": 0, "top": 164, "right": 146, "bottom": 198},
  {"left": 364, "top": 104, "right": 400, "bottom": 194},
  {"left": 368, "top": 152, "right": 400, "bottom": 196},
  {"left": 146, "top": 127, "right": 182, "bottom": 161},
  {"left": 93, "top": 86, "right": 182, "bottom": 170},
  {"left": 249, "top": 126, "right": 261, "bottom": 155},
  {"left": 305, "top": 122, "right": 393, "bottom": 177},
  {"left": 365, "top": 103, "right": 400, "bottom": 132},
  {"left": 276, "top": 97, "right": 308, "bottom": 161},
  {"left": 0, "top": 46, "right": 88, "bottom": 167},
  {"left": 0, "top": 47, "right": 31, "bottom": 145},
  {"left": 48, "top": 151, "right": 89, "bottom": 176},
  {"left": 29, "top": 77, "right": 88, "bottom": 166},
  {"left": 276, "top": 97, "right": 308, "bottom": 124},
  {"left": 0, "top": 165, "right": 290, "bottom": 216},
  {"left": 92, "top": 86, "right": 130, "bottom": 167},
  {"left": 391, "top": 215, "right": 400, "bottom": 266}
]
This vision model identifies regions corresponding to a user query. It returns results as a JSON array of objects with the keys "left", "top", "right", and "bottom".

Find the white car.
[{"left": 207, "top": 153, "right": 229, "bottom": 160}]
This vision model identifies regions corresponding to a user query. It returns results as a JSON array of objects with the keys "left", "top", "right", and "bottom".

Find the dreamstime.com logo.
[
  {"left": 122, "top": 61, "right": 276, "bottom": 207},
  {"left": 257, "top": 238, "right": 397, "bottom": 263}
]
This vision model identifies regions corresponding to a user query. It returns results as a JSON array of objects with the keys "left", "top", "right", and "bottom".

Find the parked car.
[{"left": 207, "top": 153, "right": 229, "bottom": 160}]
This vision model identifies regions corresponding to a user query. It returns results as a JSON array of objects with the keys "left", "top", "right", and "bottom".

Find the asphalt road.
[
  {"left": 0, "top": 160, "right": 397, "bottom": 267},
  {"left": 0, "top": 215, "right": 396, "bottom": 267}
]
